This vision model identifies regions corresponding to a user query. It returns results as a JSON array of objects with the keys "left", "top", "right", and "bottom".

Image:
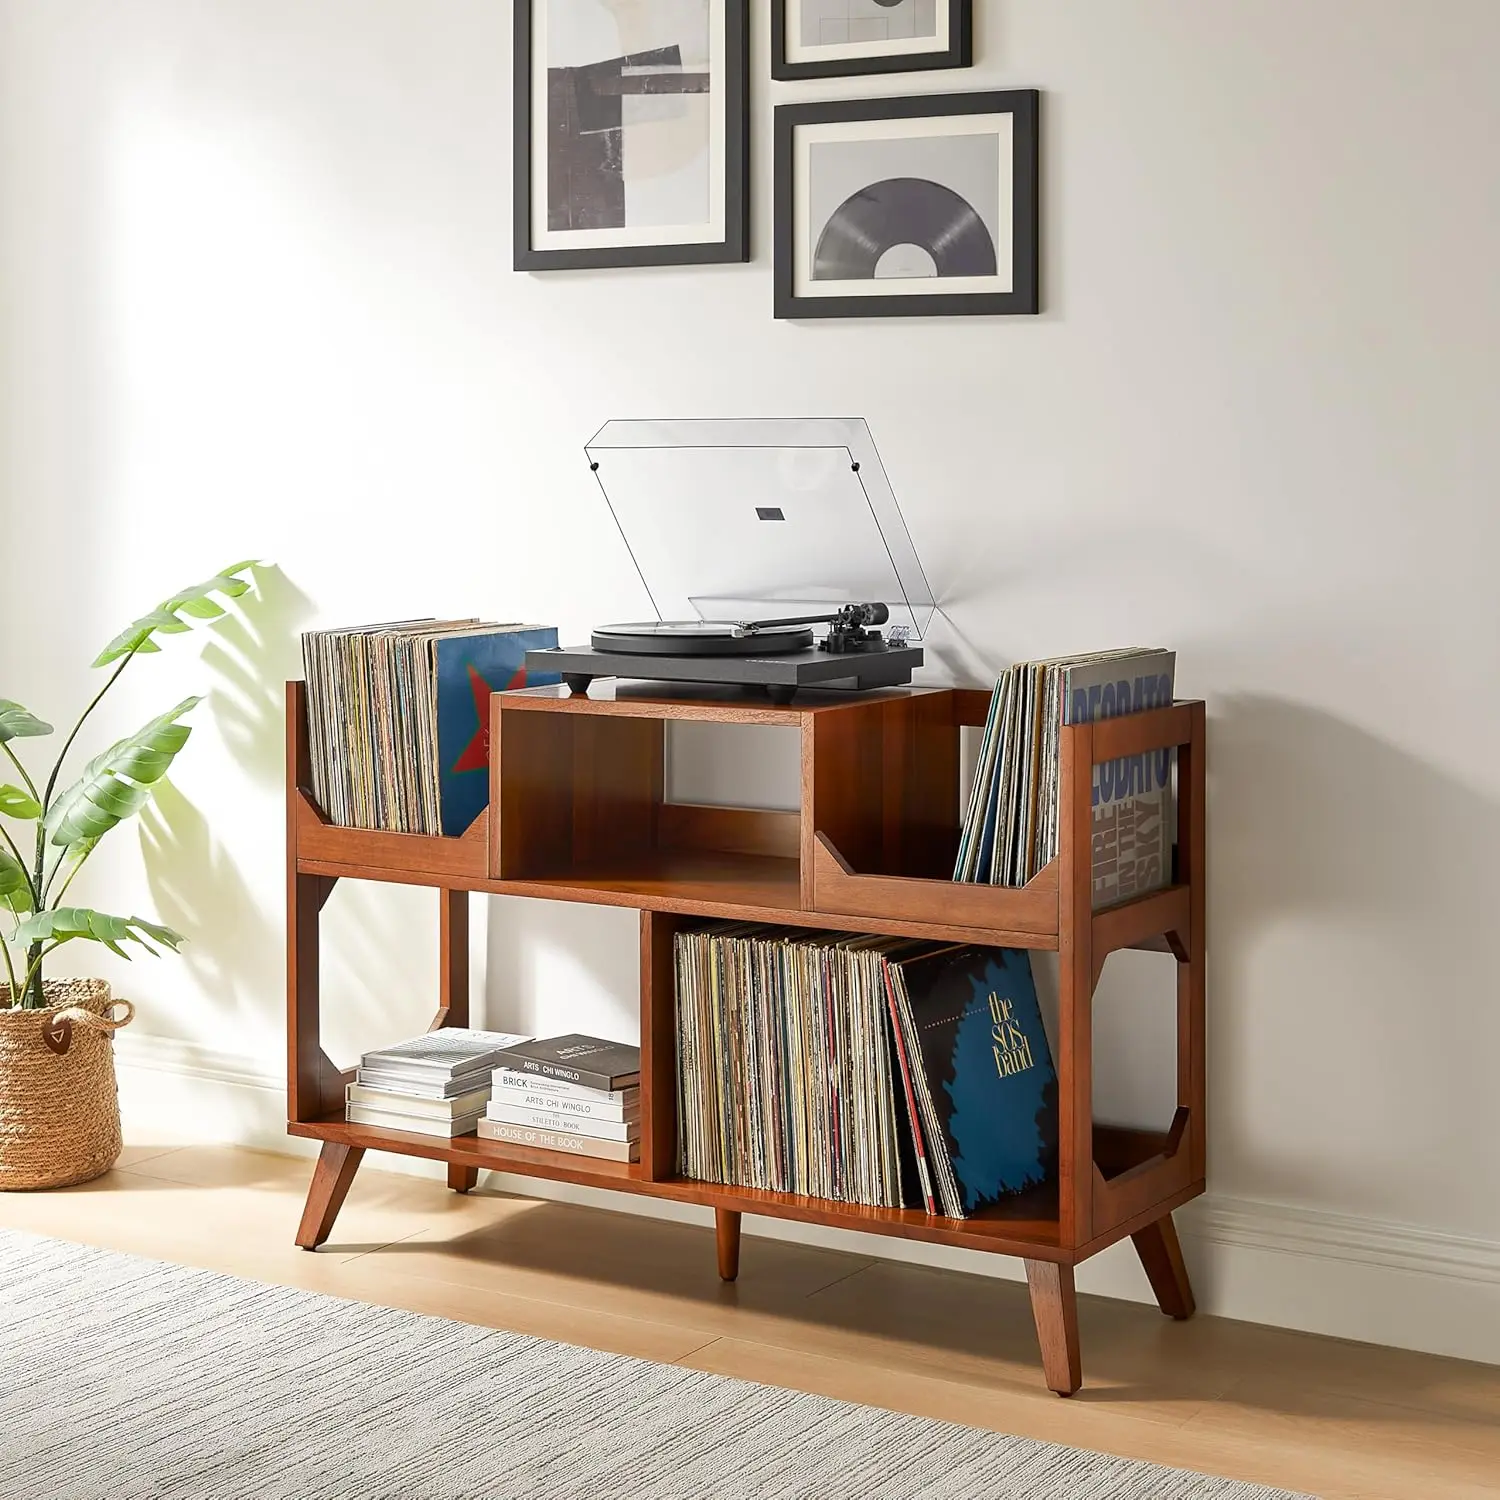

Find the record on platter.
[
  {"left": 813, "top": 176, "right": 998, "bottom": 281},
  {"left": 591, "top": 621, "right": 815, "bottom": 658}
]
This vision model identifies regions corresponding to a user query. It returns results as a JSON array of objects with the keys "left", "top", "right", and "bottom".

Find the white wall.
[{"left": 4, "top": 1, "right": 1498, "bottom": 1363}]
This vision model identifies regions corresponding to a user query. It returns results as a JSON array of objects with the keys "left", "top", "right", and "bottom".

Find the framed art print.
[
  {"left": 514, "top": 0, "right": 749, "bottom": 271},
  {"left": 774, "top": 90, "right": 1039, "bottom": 320},
  {"left": 772, "top": 0, "right": 972, "bottom": 81}
]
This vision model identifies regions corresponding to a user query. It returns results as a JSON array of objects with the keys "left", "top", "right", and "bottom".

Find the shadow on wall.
[
  {"left": 139, "top": 778, "right": 439, "bottom": 1066},
  {"left": 202, "top": 564, "right": 314, "bottom": 787},
  {"left": 138, "top": 777, "right": 278, "bottom": 1055},
  {"left": 136, "top": 566, "right": 433, "bottom": 1066},
  {"left": 1207, "top": 694, "right": 1499, "bottom": 1229}
]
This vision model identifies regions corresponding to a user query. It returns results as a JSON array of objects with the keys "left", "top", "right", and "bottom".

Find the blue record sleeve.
[
  {"left": 433, "top": 627, "right": 559, "bottom": 836},
  {"left": 894, "top": 946, "right": 1058, "bottom": 1214}
]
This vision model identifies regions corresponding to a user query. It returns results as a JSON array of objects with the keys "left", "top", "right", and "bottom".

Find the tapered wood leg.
[
  {"left": 448, "top": 1164, "right": 480, "bottom": 1194},
  {"left": 1132, "top": 1212, "right": 1196, "bottom": 1320},
  {"left": 715, "top": 1208, "right": 742, "bottom": 1282},
  {"left": 295, "top": 1142, "right": 365, "bottom": 1250},
  {"left": 1025, "top": 1259, "right": 1082, "bottom": 1397}
]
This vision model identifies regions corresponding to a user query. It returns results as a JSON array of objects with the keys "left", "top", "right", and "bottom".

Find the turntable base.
[{"left": 528, "top": 643, "right": 924, "bottom": 703}]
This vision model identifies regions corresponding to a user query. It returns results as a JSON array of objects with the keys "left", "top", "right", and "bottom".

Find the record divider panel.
[{"left": 286, "top": 680, "right": 1207, "bottom": 1396}]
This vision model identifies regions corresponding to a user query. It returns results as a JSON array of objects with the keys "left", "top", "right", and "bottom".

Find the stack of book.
[
  {"left": 479, "top": 1035, "right": 642, "bottom": 1163},
  {"left": 301, "top": 619, "right": 559, "bottom": 836},
  {"left": 955, "top": 648, "right": 1176, "bottom": 908},
  {"left": 675, "top": 926, "right": 1057, "bottom": 1219},
  {"left": 346, "top": 1029, "right": 532, "bottom": 1137}
]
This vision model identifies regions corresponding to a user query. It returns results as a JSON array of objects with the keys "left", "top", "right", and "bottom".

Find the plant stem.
[
  {"left": 17, "top": 942, "right": 60, "bottom": 1009},
  {"left": 25, "top": 651, "right": 136, "bottom": 1006},
  {"left": 0, "top": 822, "right": 38, "bottom": 907},
  {"left": 2, "top": 742, "right": 40, "bottom": 802},
  {"left": 41, "top": 653, "right": 134, "bottom": 814},
  {"left": 47, "top": 843, "right": 93, "bottom": 907},
  {"left": 1, "top": 934, "right": 19, "bottom": 1007}
]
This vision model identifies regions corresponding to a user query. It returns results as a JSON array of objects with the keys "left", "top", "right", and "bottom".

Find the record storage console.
[{"left": 286, "top": 680, "right": 1207, "bottom": 1396}]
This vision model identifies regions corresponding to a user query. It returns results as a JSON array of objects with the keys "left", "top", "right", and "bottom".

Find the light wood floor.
[{"left": 4, "top": 1143, "right": 1498, "bottom": 1499}]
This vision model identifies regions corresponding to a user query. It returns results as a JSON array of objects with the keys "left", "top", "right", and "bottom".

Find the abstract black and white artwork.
[
  {"left": 514, "top": 1, "right": 748, "bottom": 270},
  {"left": 774, "top": 91, "right": 1039, "bottom": 320},
  {"left": 772, "top": 0, "right": 971, "bottom": 80}
]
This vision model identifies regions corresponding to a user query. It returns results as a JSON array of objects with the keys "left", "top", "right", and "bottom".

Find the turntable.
[{"left": 528, "top": 418, "right": 935, "bottom": 704}]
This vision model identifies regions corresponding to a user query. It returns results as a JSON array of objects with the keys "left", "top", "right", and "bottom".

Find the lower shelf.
[
  {"left": 289, "top": 1116, "right": 647, "bottom": 1188},
  {"left": 288, "top": 1115, "right": 1069, "bottom": 1259}
]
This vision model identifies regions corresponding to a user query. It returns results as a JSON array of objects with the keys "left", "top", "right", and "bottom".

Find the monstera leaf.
[
  {"left": 0, "top": 700, "right": 52, "bottom": 742},
  {"left": 12, "top": 907, "right": 183, "bottom": 960},
  {"left": 0, "top": 845, "right": 32, "bottom": 915},
  {"left": 44, "top": 697, "right": 200, "bottom": 848},
  {"left": 0, "top": 785, "right": 40, "bottom": 819},
  {"left": 93, "top": 561, "right": 257, "bottom": 667}
]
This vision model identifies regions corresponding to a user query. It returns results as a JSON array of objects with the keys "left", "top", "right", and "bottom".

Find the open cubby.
[{"left": 286, "top": 677, "right": 1207, "bottom": 1396}]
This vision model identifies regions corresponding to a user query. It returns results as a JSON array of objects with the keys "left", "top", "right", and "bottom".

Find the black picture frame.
[
  {"left": 774, "top": 90, "right": 1039, "bottom": 321},
  {"left": 514, "top": 1, "right": 750, "bottom": 271},
  {"left": 772, "top": 0, "right": 972, "bottom": 81}
]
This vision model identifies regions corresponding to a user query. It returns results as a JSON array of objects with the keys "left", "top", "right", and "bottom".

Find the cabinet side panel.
[
  {"left": 1057, "top": 720, "right": 1095, "bottom": 1248},
  {"left": 640, "top": 909, "right": 682, "bottom": 1181},
  {"left": 494, "top": 705, "right": 576, "bottom": 878},
  {"left": 1178, "top": 702, "right": 1207, "bottom": 1182}
]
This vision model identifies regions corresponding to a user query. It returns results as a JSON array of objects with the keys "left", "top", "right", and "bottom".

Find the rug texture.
[{"left": 0, "top": 1229, "right": 1313, "bottom": 1500}]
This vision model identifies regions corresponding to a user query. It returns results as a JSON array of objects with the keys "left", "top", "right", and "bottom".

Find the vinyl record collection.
[
  {"left": 955, "top": 649, "right": 1176, "bottom": 908},
  {"left": 674, "top": 926, "right": 1058, "bottom": 1218},
  {"left": 301, "top": 620, "right": 558, "bottom": 836}
]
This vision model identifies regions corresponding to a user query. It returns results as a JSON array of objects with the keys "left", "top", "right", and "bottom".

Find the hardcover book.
[
  {"left": 492, "top": 1035, "right": 641, "bottom": 1092},
  {"left": 888, "top": 946, "right": 1058, "bottom": 1218},
  {"left": 360, "top": 1029, "right": 532, "bottom": 1079},
  {"left": 354, "top": 1069, "right": 495, "bottom": 1101},
  {"left": 484, "top": 1103, "right": 639, "bottom": 1143},
  {"left": 489, "top": 1078, "right": 639, "bottom": 1122},
  {"left": 346, "top": 1082, "right": 491, "bottom": 1119},
  {"left": 345, "top": 1106, "right": 484, "bottom": 1138},
  {"left": 477, "top": 1118, "right": 640, "bottom": 1163}
]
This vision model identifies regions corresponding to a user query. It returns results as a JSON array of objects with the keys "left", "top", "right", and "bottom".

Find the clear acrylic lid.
[{"left": 584, "top": 418, "right": 935, "bottom": 639}]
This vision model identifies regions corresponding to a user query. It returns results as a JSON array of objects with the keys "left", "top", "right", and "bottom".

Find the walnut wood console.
[{"left": 286, "top": 679, "right": 1207, "bottom": 1396}]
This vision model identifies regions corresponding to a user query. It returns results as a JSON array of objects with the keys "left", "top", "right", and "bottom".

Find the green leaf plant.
[{"left": 1, "top": 563, "right": 257, "bottom": 1009}]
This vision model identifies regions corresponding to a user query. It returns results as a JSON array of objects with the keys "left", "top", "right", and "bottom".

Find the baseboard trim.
[
  {"left": 112, "top": 1036, "right": 1500, "bottom": 1328},
  {"left": 1182, "top": 1195, "right": 1500, "bottom": 1287},
  {"left": 113, "top": 1032, "right": 283, "bottom": 1095}
]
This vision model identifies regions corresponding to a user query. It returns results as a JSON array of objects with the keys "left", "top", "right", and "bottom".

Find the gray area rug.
[{"left": 0, "top": 1229, "right": 1313, "bottom": 1500}]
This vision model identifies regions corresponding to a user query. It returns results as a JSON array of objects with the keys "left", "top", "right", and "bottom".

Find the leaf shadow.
[
  {"left": 137, "top": 777, "right": 278, "bottom": 1052},
  {"left": 201, "top": 564, "right": 313, "bottom": 790}
]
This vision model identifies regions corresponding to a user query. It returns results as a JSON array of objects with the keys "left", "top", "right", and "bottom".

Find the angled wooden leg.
[
  {"left": 448, "top": 1163, "right": 480, "bottom": 1194},
  {"left": 296, "top": 1142, "right": 365, "bottom": 1250},
  {"left": 1025, "top": 1259, "right": 1082, "bottom": 1397},
  {"left": 1132, "top": 1212, "right": 1196, "bottom": 1320},
  {"left": 715, "top": 1209, "right": 742, "bottom": 1282}
]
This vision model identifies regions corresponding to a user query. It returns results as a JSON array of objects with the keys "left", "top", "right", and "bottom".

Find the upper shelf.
[{"left": 287, "top": 681, "right": 1204, "bottom": 956}]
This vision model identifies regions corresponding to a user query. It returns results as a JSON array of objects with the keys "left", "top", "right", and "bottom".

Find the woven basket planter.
[{"left": 0, "top": 979, "right": 134, "bottom": 1191}]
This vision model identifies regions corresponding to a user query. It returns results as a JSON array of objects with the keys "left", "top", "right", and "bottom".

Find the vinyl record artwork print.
[
  {"left": 773, "top": 0, "right": 971, "bottom": 79},
  {"left": 514, "top": 1, "right": 749, "bottom": 270},
  {"left": 774, "top": 91, "right": 1039, "bottom": 319}
]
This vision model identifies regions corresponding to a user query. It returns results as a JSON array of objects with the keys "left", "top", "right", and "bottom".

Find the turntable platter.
[{"left": 592, "top": 621, "right": 815, "bottom": 658}]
